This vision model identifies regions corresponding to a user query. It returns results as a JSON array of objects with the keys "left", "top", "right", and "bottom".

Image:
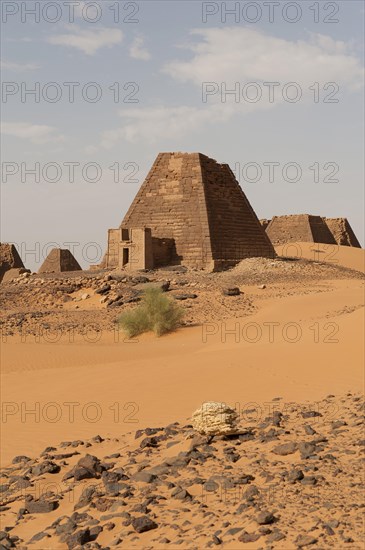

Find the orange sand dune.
[
  {"left": 275, "top": 242, "right": 364, "bottom": 272},
  {"left": 1, "top": 277, "right": 364, "bottom": 466}
]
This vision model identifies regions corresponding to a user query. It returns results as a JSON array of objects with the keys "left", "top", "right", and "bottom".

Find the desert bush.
[{"left": 118, "top": 287, "right": 184, "bottom": 338}]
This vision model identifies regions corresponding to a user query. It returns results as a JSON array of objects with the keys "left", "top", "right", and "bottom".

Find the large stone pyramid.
[
  {"left": 38, "top": 248, "right": 82, "bottom": 273},
  {"left": 0, "top": 243, "right": 25, "bottom": 281},
  {"left": 112, "top": 152, "right": 274, "bottom": 270},
  {"left": 324, "top": 218, "right": 361, "bottom": 248},
  {"left": 266, "top": 215, "right": 337, "bottom": 246}
]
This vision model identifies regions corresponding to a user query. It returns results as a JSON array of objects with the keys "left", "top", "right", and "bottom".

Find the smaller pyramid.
[
  {"left": 324, "top": 218, "right": 361, "bottom": 248},
  {"left": 260, "top": 219, "right": 271, "bottom": 231},
  {"left": 0, "top": 243, "right": 25, "bottom": 282},
  {"left": 38, "top": 248, "right": 82, "bottom": 274},
  {"left": 266, "top": 215, "right": 336, "bottom": 246}
]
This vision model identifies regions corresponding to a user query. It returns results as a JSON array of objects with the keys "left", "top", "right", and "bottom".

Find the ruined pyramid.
[
  {"left": 0, "top": 243, "right": 25, "bottom": 281},
  {"left": 324, "top": 218, "right": 361, "bottom": 248},
  {"left": 38, "top": 248, "right": 82, "bottom": 274},
  {"left": 266, "top": 215, "right": 338, "bottom": 246},
  {"left": 104, "top": 152, "right": 275, "bottom": 271}
]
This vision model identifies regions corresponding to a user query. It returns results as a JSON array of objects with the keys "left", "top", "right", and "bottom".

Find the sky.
[{"left": 1, "top": 0, "right": 364, "bottom": 271}]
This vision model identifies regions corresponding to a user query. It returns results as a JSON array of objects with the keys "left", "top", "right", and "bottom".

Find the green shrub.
[{"left": 118, "top": 286, "right": 184, "bottom": 338}]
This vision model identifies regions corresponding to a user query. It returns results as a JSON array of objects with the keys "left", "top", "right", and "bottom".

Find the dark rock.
[
  {"left": 74, "top": 486, "right": 100, "bottom": 510},
  {"left": 300, "top": 476, "right": 317, "bottom": 486},
  {"left": 55, "top": 519, "right": 77, "bottom": 536},
  {"left": 131, "top": 515, "right": 158, "bottom": 533},
  {"left": 174, "top": 293, "right": 198, "bottom": 300},
  {"left": 140, "top": 436, "right": 159, "bottom": 449},
  {"left": 95, "top": 284, "right": 111, "bottom": 295},
  {"left": 102, "top": 470, "right": 128, "bottom": 495},
  {"left": 29, "top": 531, "right": 51, "bottom": 543},
  {"left": 63, "top": 454, "right": 103, "bottom": 481},
  {"left": 64, "top": 528, "right": 91, "bottom": 549},
  {"left": 298, "top": 442, "right": 317, "bottom": 459},
  {"left": 331, "top": 420, "right": 347, "bottom": 430},
  {"left": 295, "top": 534, "right": 318, "bottom": 547},
  {"left": 243, "top": 485, "right": 260, "bottom": 501},
  {"left": 266, "top": 530, "right": 285, "bottom": 542},
  {"left": 272, "top": 441, "right": 297, "bottom": 455},
  {"left": 25, "top": 498, "right": 58, "bottom": 514},
  {"left": 304, "top": 425, "right": 316, "bottom": 435},
  {"left": 171, "top": 487, "right": 192, "bottom": 500},
  {"left": 131, "top": 276, "right": 150, "bottom": 284},
  {"left": 255, "top": 511, "right": 276, "bottom": 525},
  {"left": 222, "top": 287, "right": 240, "bottom": 296},
  {"left": 132, "top": 471, "right": 157, "bottom": 484},
  {"left": 238, "top": 531, "right": 261, "bottom": 542},
  {"left": 12, "top": 456, "right": 31, "bottom": 464},
  {"left": 225, "top": 527, "right": 243, "bottom": 536},
  {"left": 301, "top": 410, "right": 322, "bottom": 418},
  {"left": 272, "top": 411, "right": 283, "bottom": 426},
  {"left": 287, "top": 469, "right": 304, "bottom": 483},
  {"left": 31, "top": 460, "right": 60, "bottom": 476}
]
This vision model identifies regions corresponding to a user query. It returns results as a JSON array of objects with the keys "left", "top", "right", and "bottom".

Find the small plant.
[{"left": 118, "top": 286, "right": 184, "bottom": 338}]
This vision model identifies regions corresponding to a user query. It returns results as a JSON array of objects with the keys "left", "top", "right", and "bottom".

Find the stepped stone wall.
[
  {"left": 38, "top": 248, "right": 82, "bottom": 273},
  {"left": 109, "top": 152, "right": 275, "bottom": 271}
]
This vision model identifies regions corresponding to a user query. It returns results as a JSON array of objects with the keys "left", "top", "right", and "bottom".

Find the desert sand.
[{"left": 1, "top": 245, "right": 364, "bottom": 548}]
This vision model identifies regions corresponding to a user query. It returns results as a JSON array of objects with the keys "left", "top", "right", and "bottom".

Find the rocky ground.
[
  {"left": 0, "top": 392, "right": 364, "bottom": 549},
  {"left": 1, "top": 257, "right": 364, "bottom": 338}
]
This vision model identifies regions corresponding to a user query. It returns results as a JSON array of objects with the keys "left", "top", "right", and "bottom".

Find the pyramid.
[
  {"left": 266, "top": 215, "right": 337, "bottom": 246},
  {"left": 260, "top": 219, "right": 271, "bottom": 231},
  {"left": 323, "top": 218, "right": 361, "bottom": 248},
  {"left": 107, "top": 152, "right": 274, "bottom": 270},
  {"left": 0, "top": 243, "right": 25, "bottom": 282},
  {"left": 38, "top": 248, "right": 82, "bottom": 274}
]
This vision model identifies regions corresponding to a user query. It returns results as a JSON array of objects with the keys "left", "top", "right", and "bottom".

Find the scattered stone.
[
  {"left": 25, "top": 497, "right": 58, "bottom": 514},
  {"left": 272, "top": 441, "right": 297, "bottom": 455},
  {"left": 222, "top": 287, "right": 240, "bottom": 296},
  {"left": 238, "top": 531, "right": 261, "bottom": 542},
  {"left": 295, "top": 534, "right": 318, "bottom": 547},
  {"left": 131, "top": 515, "right": 158, "bottom": 533},
  {"left": 132, "top": 471, "right": 157, "bottom": 484},
  {"left": 255, "top": 511, "right": 276, "bottom": 525},
  {"left": 174, "top": 293, "right": 198, "bottom": 300}
]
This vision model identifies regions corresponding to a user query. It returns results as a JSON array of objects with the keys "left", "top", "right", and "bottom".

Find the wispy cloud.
[
  {"left": 129, "top": 35, "right": 151, "bottom": 61},
  {"left": 99, "top": 27, "right": 364, "bottom": 146},
  {"left": 47, "top": 25, "right": 123, "bottom": 55},
  {"left": 163, "top": 28, "right": 364, "bottom": 90},
  {"left": 1, "top": 122, "right": 64, "bottom": 144},
  {"left": 1, "top": 60, "right": 40, "bottom": 72}
]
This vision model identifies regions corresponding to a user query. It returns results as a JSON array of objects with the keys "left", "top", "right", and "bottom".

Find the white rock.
[
  {"left": 81, "top": 293, "right": 90, "bottom": 300},
  {"left": 192, "top": 402, "right": 239, "bottom": 436}
]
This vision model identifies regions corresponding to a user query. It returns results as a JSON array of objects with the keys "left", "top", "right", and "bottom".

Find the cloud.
[
  {"left": 47, "top": 25, "right": 123, "bottom": 55},
  {"left": 129, "top": 36, "right": 151, "bottom": 61},
  {"left": 1, "top": 60, "right": 40, "bottom": 72},
  {"left": 100, "top": 103, "right": 261, "bottom": 146},
  {"left": 163, "top": 27, "right": 364, "bottom": 91},
  {"left": 99, "top": 27, "right": 364, "bottom": 145},
  {"left": 1, "top": 122, "right": 64, "bottom": 144}
]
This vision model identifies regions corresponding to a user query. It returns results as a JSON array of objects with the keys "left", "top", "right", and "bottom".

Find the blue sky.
[{"left": 1, "top": 0, "right": 364, "bottom": 269}]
